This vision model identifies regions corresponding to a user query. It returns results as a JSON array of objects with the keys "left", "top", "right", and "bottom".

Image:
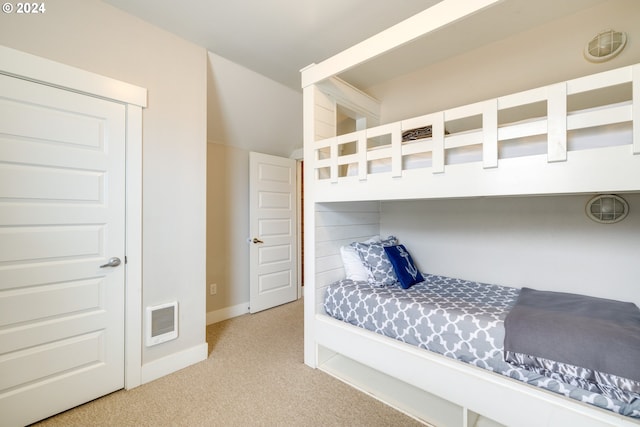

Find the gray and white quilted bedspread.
[{"left": 323, "top": 274, "right": 640, "bottom": 418}]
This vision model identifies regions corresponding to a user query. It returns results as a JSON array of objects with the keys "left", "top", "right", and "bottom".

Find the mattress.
[{"left": 323, "top": 274, "right": 640, "bottom": 418}]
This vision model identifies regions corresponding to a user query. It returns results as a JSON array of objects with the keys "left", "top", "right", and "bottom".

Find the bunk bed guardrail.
[{"left": 312, "top": 64, "right": 639, "bottom": 187}]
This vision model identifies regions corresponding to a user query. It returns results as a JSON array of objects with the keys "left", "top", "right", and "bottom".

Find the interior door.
[
  {"left": 0, "top": 74, "right": 126, "bottom": 426},
  {"left": 249, "top": 152, "right": 298, "bottom": 313}
]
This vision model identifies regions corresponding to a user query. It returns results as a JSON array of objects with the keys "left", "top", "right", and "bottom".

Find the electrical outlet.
[{"left": 210, "top": 283, "right": 217, "bottom": 295}]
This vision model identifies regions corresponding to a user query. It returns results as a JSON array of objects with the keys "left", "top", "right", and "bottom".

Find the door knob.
[
  {"left": 100, "top": 257, "right": 122, "bottom": 268},
  {"left": 252, "top": 238, "right": 264, "bottom": 244}
]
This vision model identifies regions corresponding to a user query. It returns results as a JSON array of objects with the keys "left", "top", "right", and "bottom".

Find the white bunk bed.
[
  {"left": 309, "top": 65, "right": 639, "bottom": 202},
  {"left": 302, "top": 2, "right": 640, "bottom": 427}
]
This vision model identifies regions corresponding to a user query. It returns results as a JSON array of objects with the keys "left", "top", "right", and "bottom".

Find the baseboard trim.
[
  {"left": 206, "top": 302, "right": 249, "bottom": 325},
  {"left": 141, "top": 342, "right": 208, "bottom": 384}
]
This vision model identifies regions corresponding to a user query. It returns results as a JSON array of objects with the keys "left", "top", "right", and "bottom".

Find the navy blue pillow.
[{"left": 383, "top": 245, "right": 424, "bottom": 289}]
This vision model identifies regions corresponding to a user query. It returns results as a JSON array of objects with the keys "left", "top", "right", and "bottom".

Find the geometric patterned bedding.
[{"left": 323, "top": 274, "right": 640, "bottom": 418}]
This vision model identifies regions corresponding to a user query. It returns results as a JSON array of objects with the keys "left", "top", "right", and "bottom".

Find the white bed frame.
[
  {"left": 307, "top": 64, "right": 639, "bottom": 203},
  {"left": 301, "top": 2, "right": 640, "bottom": 426}
]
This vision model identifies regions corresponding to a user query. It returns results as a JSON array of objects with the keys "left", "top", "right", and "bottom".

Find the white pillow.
[{"left": 340, "top": 235, "right": 380, "bottom": 281}]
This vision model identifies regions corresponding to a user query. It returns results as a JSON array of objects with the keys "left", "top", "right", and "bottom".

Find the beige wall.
[
  {"left": 0, "top": 0, "right": 207, "bottom": 365},
  {"left": 206, "top": 143, "right": 250, "bottom": 314},
  {"left": 380, "top": 194, "right": 640, "bottom": 308},
  {"left": 208, "top": 52, "right": 302, "bottom": 156},
  {"left": 206, "top": 52, "right": 302, "bottom": 317},
  {"left": 367, "top": 0, "right": 640, "bottom": 123}
]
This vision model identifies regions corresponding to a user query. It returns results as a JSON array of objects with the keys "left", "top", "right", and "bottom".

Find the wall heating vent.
[{"left": 146, "top": 301, "right": 178, "bottom": 346}]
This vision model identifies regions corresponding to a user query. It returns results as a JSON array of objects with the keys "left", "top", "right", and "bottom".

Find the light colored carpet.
[{"left": 33, "top": 299, "right": 424, "bottom": 426}]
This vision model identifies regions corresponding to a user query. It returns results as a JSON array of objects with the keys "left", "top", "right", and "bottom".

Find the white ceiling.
[
  {"left": 102, "top": 0, "right": 607, "bottom": 91},
  {"left": 101, "top": 0, "right": 441, "bottom": 91},
  {"left": 339, "top": 0, "right": 608, "bottom": 89}
]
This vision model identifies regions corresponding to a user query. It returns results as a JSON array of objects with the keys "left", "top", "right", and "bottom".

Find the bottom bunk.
[{"left": 313, "top": 273, "right": 640, "bottom": 427}]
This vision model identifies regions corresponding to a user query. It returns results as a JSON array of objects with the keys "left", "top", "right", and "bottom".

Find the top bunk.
[
  {"left": 306, "top": 64, "right": 639, "bottom": 202},
  {"left": 301, "top": 0, "right": 640, "bottom": 203}
]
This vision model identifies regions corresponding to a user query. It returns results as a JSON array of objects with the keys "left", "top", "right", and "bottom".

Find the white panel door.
[
  {"left": 0, "top": 74, "right": 126, "bottom": 426},
  {"left": 249, "top": 152, "right": 297, "bottom": 313}
]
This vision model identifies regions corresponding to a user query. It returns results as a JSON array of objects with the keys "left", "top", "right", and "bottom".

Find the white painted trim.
[
  {"left": 125, "top": 105, "right": 144, "bottom": 389},
  {"left": 296, "top": 160, "right": 303, "bottom": 299},
  {"left": 315, "top": 76, "right": 381, "bottom": 125},
  {"left": 206, "top": 302, "right": 250, "bottom": 325},
  {"left": 302, "top": 84, "right": 318, "bottom": 368},
  {"left": 1, "top": 46, "right": 146, "bottom": 391},
  {"left": 633, "top": 64, "right": 639, "bottom": 154},
  {"left": 0, "top": 45, "right": 147, "bottom": 107},
  {"left": 301, "top": 0, "right": 501, "bottom": 88},
  {"left": 289, "top": 147, "right": 304, "bottom": 160},
  {"left": 141, "top": 343, "right": 209, "bottom": 384}
]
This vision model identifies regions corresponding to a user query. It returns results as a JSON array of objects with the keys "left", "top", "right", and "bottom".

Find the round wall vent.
[
  {"left": 584, "top": 29, "right": 627, "bottom": 63},
  {"left": 586, "top": 194, "right": 629, "bottom": 224}
]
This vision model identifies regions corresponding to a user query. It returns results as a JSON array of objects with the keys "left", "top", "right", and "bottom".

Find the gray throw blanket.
[{"left": 504, "top": 287, "right": 640, "bottom": 382}]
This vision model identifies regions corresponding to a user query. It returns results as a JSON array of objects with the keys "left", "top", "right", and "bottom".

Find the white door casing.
[
  {"left": 0, "top": 73, "right": 127, "bottom": 426},
  {"left": 249, "top": 152, "right": 298, "bottom": 313}
]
